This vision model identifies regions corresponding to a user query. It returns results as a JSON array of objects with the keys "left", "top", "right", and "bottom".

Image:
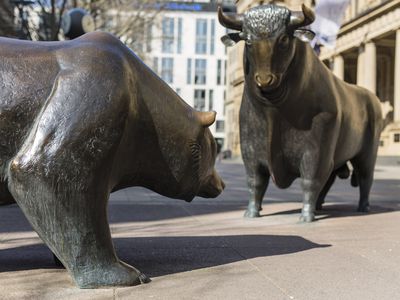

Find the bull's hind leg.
[
  {"left": 244, "top": 165, "right": 270, "bottom": 218},
  {"left": 351, "top": 135, "right": 379, "bottom": 213},
  {"left": 8, "top": 159, "right": 149, "bottom": 288},
  {"left": 352, "top": 154, "right": 377, "bottom": 212}
]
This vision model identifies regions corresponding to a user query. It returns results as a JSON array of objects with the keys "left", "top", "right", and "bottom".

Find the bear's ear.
[
  {"left": 293, "top": 29, "right": 315, "bottom": 42},
  {"left": 196, "top": 111, "right": 216, "bottom": 128},
  {"left": 221, "top": 33, "right": 243, "bottom": 47}
]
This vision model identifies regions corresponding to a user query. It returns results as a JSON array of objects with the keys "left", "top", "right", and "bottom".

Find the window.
[
  {"left": 161, "top": 58, "right": 174, "bottom": 83},
  {"left": 224, "top": 60, "right": 227, "bottom": 85},
  {"left": 195, "top": 59, "right": 207, "bottom": 84},
  {"left": 176, "top": 88, "right": 181, "bottom": 95},
  {"left": 379, "top": 140, "right": 384, "bottom": 147},
  {"left": 209, "top": 90, "right": 214, "bottom": 110},
  {"left": 153, "top": 57, "right": 158, "bottom": 74},
  {"left": 195, "top": 19, "right": 208, "bottom": 54},
  {"left": 194, "top": 89, "right": 206, "bottom": 111},
  {"left": 187, "top": 58, "right": 192, "bottom": 84},
  {"left": 177, "top": 18, "right": 183, "bottom": 53},
  {"left": 217, "top": 60, "right": 222, "bottom": 85},
  {"left": 394, "top": 133, "right": 400, "bottom": 143},
  {"left": 210, "top": 19, "right": 215, "bottom": 55},
  {"left": 162, "top": 17, "right": 174, "bottom": 53},
  {"left": 216, "top": 120, "right": 225, "bottom": 133},
  {"left": 146, "top": 24, "right": 152, "bottom": 52}
]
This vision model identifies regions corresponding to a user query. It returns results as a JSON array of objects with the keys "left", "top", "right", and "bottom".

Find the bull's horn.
[
  {"left": 196, "top": 111, "right": 216, "bottom": 127},
  {"left": 218, "top": 6, "right": 243, "bottom": 31},
  {"left": 289, "top": 4, "right": 315, "bottom": 29}
]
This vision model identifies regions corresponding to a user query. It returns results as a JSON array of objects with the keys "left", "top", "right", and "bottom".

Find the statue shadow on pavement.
[{"left": 0, "top": 235, "right": 330, "bottom": 276}]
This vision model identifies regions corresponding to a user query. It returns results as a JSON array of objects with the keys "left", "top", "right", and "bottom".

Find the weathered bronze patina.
[
  {"left": 0, "top": 32, "right": 224, "bottom": 288},
  {"left": 219, "top": 4, "right": 383, "bottom": 222}
]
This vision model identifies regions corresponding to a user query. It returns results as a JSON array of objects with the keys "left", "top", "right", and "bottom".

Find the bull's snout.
[
  {"left": 198, "top": 170, "right": 225, "bottom": 198},
  {"left": 255, "top": 73, "right": 278, "bottom": 90}
]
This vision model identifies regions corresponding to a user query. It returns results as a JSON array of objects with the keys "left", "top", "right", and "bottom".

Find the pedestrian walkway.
[{"left": 0, "top": 161, "right": 399, "bottom": 299}]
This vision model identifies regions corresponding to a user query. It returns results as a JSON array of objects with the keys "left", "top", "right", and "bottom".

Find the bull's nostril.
[
  {"left": 255, "top": 74, "right": 262, "bottom": 87},
  {"left": 255, "top": 74, "right": 276, "bottom": 89},
  {"left": 266, "top": 75, "right": 274, "bottom": 85}
]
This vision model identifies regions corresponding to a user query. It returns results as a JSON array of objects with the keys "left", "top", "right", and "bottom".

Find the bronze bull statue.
[
  {"left": 0, "top": 32, "right": 224, "bottom": 288},
  {"left": 219, "top": 4, "right": 383, "bottom": 222}
]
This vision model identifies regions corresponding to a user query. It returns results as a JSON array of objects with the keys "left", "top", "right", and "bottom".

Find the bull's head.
[{"left": 218, "top": 4, "right": 315, "bottom": 96}]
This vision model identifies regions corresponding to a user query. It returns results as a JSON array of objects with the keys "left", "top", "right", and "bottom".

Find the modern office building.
[
  {"left": 144, "top": 0, "right": 236, "bottom": 149},
  {"left": 226, "top": 0, "right": 400, "bottom": 158}
]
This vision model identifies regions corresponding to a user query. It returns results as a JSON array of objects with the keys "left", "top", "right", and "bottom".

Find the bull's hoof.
[
  {"left": 244, "top": 209, "right": 261, "bottom": 218},
  {"left": 357, "top": 205, "right": 370, "bottom": 213},
  {"left": 75, "top": 261, "right": 150, "bottom": 288},
  {"left": 299, "top": 213, "right": 315, "bottom": 223}
]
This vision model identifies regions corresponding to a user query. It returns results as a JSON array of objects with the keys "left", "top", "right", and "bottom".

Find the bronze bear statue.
[{"left": 0, "top": 32, "right": 224, "bottom": 288}]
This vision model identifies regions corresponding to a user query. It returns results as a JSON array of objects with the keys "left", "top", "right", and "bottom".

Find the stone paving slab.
[{"left": 0, "top": 161, "right": 399, "bottom": 299}]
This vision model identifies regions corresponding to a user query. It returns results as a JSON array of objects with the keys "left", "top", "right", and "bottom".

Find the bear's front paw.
[{"left": 74, "top": 261, "right": 150, "bottom": 289}]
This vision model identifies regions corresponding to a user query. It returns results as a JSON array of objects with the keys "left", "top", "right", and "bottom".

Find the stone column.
[
  {"left": 357, "top": 46, "right": 365, "bottom": 87},
  {"left": 333, "top": 55, "right": 344, "bottom": 80},
  {"left": 357, "top": 42, "right": 377, "bottom": 93},
  {"left": 394, "top": 29, "right": 400, "bottom": 122},
  {"left": 363, "top": 42, "right": 377, "bottom": 94}
]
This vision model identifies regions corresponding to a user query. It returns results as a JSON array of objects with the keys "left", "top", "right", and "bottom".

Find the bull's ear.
[
  {"left": 221, "top": 33, "right": 242, "bottom": 47},
  {"left": 294, "top": 29, "right": 315, "bottom": 42}
]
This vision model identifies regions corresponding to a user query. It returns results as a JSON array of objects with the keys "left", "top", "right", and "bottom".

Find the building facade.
[
  {"left": 144, "top": 0, "right": 236, "bottom": 149},
  {"left": 226, "top": 0, "right": 400, "bottom": 158},
  {"left": 319, "top": 0, "right": 400, "bottom": 157}
]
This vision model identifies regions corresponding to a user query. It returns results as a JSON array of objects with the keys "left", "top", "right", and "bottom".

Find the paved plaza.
[{"left": 0, "top": 160, "right": 399, "bottom": 299}]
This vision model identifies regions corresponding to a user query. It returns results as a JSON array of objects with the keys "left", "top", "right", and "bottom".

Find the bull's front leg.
[
  {"left": 299, "top": 153, "right": 333, "bottom": 222},
  {"left": 300, "top": 178, "right": 325, "bottom": 222},
  {"left": 244, "top": 167, "right": 270, "bottom": 218}
]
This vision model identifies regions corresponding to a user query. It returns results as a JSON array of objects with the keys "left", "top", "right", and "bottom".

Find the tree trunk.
[{"left": 0, "top": 1, "right": 16, "bottom": 37}]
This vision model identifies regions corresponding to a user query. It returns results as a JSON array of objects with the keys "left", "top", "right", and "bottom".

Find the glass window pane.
[
  {"left": 195, "top": 59, "right": 207, "bottom": 85},
  {"left": 162, "top": 17, "right": 174, "bottom": 53},
  {"left": 210, "top": 20, "right": 215, "bottom": 55},
  {"left": 161, "top": 57, "right": 174, "bottom": 84},
  {"left": 177, "top": 18, "right": 182, "bottom": 54},
  {"left": 187, "top": 58, "right": 192, "bottom": 84},
  {"left": 195, "top": 19, "right": 207, "bottom": 54},
  {"left": 194, "top": 89, "right": 206, "bottom": 111}
]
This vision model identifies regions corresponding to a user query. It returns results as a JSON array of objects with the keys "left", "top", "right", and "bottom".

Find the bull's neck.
[{"left": 266, "top": 41, "right": 325, "bottom": 129}]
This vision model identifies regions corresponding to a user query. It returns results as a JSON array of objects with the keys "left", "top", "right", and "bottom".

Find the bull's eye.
[{"left": 278, "top": 35, "right": 290, "bottom": 49}]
